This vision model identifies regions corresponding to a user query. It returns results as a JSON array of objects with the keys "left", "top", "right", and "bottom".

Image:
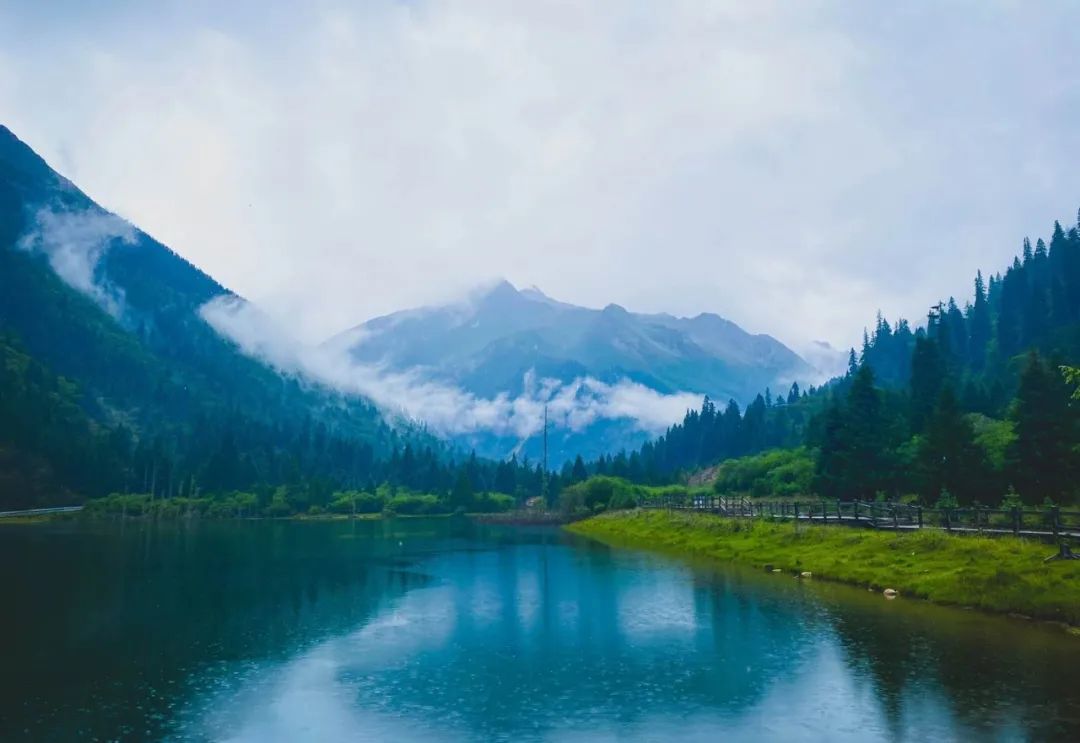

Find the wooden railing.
[{"left": 640, "top": 495, "right": 1080, "bottom": 540}]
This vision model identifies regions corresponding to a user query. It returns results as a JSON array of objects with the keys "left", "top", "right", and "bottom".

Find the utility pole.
[{"left": 541, "top": 405, "right": 549, "bottom": 505}]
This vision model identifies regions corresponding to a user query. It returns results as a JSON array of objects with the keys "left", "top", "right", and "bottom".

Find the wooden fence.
[{"left": 641, "top": 494, "right": 1080, "bottom": 541}]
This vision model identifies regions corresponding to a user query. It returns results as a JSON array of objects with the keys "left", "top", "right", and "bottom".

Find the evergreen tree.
[
  {"left": 1008, "top": 352, "right": 1078, "bottom": 503},
  {"left": 814, "top": 366, "right": 893, "bottom": 499},
  {"left": 909, "top": 336, "right": 944, "bottom": 434},
  {"left": 917, "top": 386, "right": 987, "bottom": 504},
  {"left": 968, "top": 271, "right": 991, "bottom": 370},
  {"left": 449, "top": 470, "right": 475, "bottom": 511},
  {"left": 570, "top": 455, "right": 588, "bottom": 483}
]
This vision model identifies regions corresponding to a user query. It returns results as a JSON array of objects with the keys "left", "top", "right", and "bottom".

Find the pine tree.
[
  {"left": 813, "top": 401, "right": 848, "bottom": 498},
  {"left": 1008, "top": 352, "right": 1078, "bottom": 503},
  {"left": 968, "top": 271, "right": 991, "bottom": 370},
  {"left": 917, "top": 385, "right": 987, "bottom": 504},
  {"left": 997, "top": 259, "right": 1025, "bottom": 357},
  {"left": 450, "top": 470, "right": 475, "bottom": 511},
  {"left": 814, "top": 366, "right": 893, "bottom": 499},
  {"left": 843, "top": 365, "right": 893, "bottom": 497},
  {"left": 909, "top": 335, "right": 944, "bottom": 434},
  {"left": 570, "top": 455, "right": 588, "bottom": 483}
]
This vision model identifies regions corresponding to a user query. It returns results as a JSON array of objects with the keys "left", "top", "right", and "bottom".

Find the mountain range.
[{"left": 330, "top": 281, "right": 819, "bottom": 461}]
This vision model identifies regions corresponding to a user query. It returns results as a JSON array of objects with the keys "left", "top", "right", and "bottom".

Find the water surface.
[{"left": 2, "top": 518, "right": 1078, "bottom": 741}]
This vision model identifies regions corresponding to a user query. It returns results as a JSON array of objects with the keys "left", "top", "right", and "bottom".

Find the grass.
[{"left": 567, "top": 509, "right": 1080, "bottom": 627}]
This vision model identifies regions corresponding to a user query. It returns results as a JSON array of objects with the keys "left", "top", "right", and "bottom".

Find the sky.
[{"left": 3, "top": 1, "right": 1080, "bottom": 355}]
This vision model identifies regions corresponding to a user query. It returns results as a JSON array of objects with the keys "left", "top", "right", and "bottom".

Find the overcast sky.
[{"left": 3, "top": 1, "right": 1080, "bottom": 353}]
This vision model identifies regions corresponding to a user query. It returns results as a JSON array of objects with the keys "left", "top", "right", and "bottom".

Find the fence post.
[
  {"left": 892, "top": 504, "right": 899, "bottom": 530},
  {"left": 822, "top": 501, "right": 827, "bottom": 523},
  {"left": 1052, "top": 506, "right": 1061, "bottom": 540},
  {"left": 853, "top": 502, "right": 859, "bottom": 521},
  {"left": 794, "top": 502, "right": 800, "bottom": 521},
  {"left": 944, "top": 508, "right": 951, "bottom": 533},
  {"left": 917, "top": 506, "right": 923, "bottom": 529}
]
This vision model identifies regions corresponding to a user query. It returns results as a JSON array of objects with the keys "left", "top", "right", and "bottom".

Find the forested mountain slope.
[{"left": 596, "top": 214, "right": 1080, "bottom": 505}]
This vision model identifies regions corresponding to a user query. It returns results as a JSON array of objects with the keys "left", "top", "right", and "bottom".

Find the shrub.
[
  {"left": 329, "top": 491, "right": 385, "bottom": 514},
  {"left": 472, "top": 492, "right": 514, "bottom": 513},
  {"left": 560, "top": 476, "right": 643, "bottom": 513},
  {"left": 935, "top": 489, "right": 959, "bottom": 509},
  {"left": 1000, "top": 487, "right": 1023, "bottom": 510},
  {"left": 712, "top": 448, "right": 815, "bottom": 497},
  {"left": 264, "top": 494, "right": 292, "bottom": 518},
  {"left": 608, "top": 489, "right": 638, "bottom": 510},
  {"left": 385, "top": 494, "right": 447, "bottom": 515}
]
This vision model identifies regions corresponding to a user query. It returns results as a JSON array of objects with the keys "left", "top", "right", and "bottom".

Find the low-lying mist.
[
  {"left": 16, "top": 204, "right": 705, "bottom": 443},
  {"left": 17, "top": 206, "right": 135, "bottom": 318},
  {"left": 199, "top": 295, "right": 704, "bottom": 441}
]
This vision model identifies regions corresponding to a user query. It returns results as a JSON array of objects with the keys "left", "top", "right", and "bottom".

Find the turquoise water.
[{"left": 1, "top": 518, "right": 1078, "bottom": 741}]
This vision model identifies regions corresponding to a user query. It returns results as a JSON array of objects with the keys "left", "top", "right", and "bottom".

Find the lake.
[{"left": 2, "top": 518, "right": 1079, "bottom": 741}]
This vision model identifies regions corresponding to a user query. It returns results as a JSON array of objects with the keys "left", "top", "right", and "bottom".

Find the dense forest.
[
  {"left": 0, "top": 314, "right": 568, "bottom": 513},
  {"left": 582, "top": 214, "right": 1080, "bottom": 506}
]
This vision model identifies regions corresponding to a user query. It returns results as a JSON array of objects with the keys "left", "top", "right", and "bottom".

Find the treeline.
[
  {"left": 81, "top": 484, "right": 517, "bottom": 520},
  {"left": 1, "top": 322, "right": 593, "bottom": 512},
  {"left": 584, "top": 212, "right": 1080, "bottom": 505},
  {"left": 814, "top": 352, "right": 1076, "bottom": 505},
  {"left": 0, "top": 327, "right": 565, "bottom": 511}
]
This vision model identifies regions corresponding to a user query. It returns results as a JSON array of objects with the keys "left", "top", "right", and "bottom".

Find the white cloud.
[
  {"left": 3, "top": 2, "right": 1080, "bottom": 350},
  {"left": 199, "top": 294, "right": 703, "bottom": 439},
  {"left": 17, "top": 206, "right": 136, "bottom": 318}
]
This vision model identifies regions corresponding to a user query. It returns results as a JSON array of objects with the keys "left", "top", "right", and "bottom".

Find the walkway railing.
[{"left": 641, "top": 495, "right": 1080, "bottom": 540}]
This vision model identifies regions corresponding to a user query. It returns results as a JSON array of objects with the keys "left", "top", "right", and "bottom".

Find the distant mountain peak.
[
  {"left": 472, "top": 278, "right": 518, "bottom": 299},
  {"left": 520, "top": 284, "right": 552, "bottom": 300}
]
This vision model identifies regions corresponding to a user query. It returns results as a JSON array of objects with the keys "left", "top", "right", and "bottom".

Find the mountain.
[
  {"left": 330, "top": 280, "right": 817, "bottom": 462},
  {"left": 0, "top": 125, "right": 403, "bottom": 506}
]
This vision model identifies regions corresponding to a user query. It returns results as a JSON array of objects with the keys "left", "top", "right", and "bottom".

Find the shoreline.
[
  {"left": 567, "top": 509, "right": 1080, "bottom": 633},
  {"left": 0, "top": 510, "right": 564, "bottom": 524}
]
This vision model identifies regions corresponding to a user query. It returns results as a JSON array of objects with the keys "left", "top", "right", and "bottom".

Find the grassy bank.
[{"left": 568, "top": 510, "right": 1080, "bottom": 627}]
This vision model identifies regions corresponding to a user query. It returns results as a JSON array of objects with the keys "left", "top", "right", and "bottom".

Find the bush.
[
  {"left": 935, "top": 489, "right": 959, "bottom": 509},
  {"left": 264, "top": 494, "right": 292, "bottom": 518},
  {"left": 385, "top": 494, "right": 447, "bottom": 515},
  {"left": 560, "top": 476, "right": 643, "bottom": 513},
  {"left": 1000, "top": 487, "right": 1023, "bottom": 510},
  {"left": 712, "top": 447, "right": 815, "bottom": 497},
  {"left": 472, "top": 492, "right": 514, "bottom": 513},
  {"left": 329, "top": 491, "right": 385, "bottom": 514}
]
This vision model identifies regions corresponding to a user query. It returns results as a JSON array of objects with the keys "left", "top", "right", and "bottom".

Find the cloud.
[
  {"left": 199, "top": 294, "right": 703, "bottom": 439},
  {"left": 17, "top": 206, "right": 136, "bottom": 318},
  {"left": 4, "top": 2, "right": 1080, "bottom": 352}
]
